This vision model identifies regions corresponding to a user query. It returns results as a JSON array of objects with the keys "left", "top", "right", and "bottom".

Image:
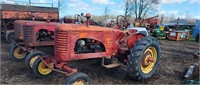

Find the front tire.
[
  {"left": 64, "top": 72, "right": 91, "bottom": 85},
  {"left": 9, "top": 42, "right": 28, "bottom": 62},
  {"left": 6, "top": 31, "right": 14, "bottom": 43},
  {"left": 24, "top": 51, "right": 45, "bottom": 70},
  {"left": 127, "top": 36, "right": 161, "bottom": 80},
  {"left": 32, "top": 57, "right": 54, "bottom": 78}
]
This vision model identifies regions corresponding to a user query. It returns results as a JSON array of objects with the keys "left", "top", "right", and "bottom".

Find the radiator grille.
[
  {"left": 24, "top": 26, "right": 33, "bottom": 42},
  {"left": 14, "top": 23, "right": 21, "bottom": 37},
  {"left": 55, "top": 30, "right": 68, "bottom": 54}
]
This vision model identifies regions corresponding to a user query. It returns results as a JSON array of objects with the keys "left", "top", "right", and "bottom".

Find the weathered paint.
[
  {"left": 54, "top": 24, "right": 144, "bottom": 61},
  {"left": 2, "top": 10, "right": 58, "bottom": 19},
  {"left": 13, "top": 20, "right": 60, "bottom": 47}
]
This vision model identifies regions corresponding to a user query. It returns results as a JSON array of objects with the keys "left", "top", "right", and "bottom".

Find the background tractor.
[
  {"left": 152, "top": 25, "right": 168, "bottom": 39},
  {"left": 134, "top": 15, "right": 160, "bottom": 33},
  {"left": 10, "top": 13, "right": 109, "bottom": 71},
  {"left": 9, "top": 13, "right": 94, "bottom": 62},
  {"left": 28, "top": 14, "right": 161, "bottom": 84},
  {"left": 9, "top": 20, "right": 60, "bottom": 71},
  {"left": 0, "top": 4, "right": 59, "bottom": 43}
]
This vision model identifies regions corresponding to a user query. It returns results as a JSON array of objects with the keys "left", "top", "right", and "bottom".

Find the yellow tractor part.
[
  {"left": 29, "top": 56, "right": 39, "bottom": 68},
  {"left": 38, "top": 61, "right": 54, "bottom": 75},
  {"left": 13, "top": 47, "right": 27, "bottom": 59},
  {"left": 134, "top": 22, "right": 141, "bottom": 27},
  {"left": 160, "top": 26, "right": 164, "bottom": 31},
  {"left": 72, "top": 79, "right": 86, "bottom": 85},
  {"left": 141, "top": 47, "right": 157, "bottom": 74}
]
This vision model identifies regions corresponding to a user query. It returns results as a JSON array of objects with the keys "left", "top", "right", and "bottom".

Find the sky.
[{"left": 1, "top": 0, "right": 200, "bottom": 19}]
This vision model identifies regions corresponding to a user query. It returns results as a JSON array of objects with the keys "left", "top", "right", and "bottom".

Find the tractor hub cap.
[
  {"left": 38, "top": 61, "right": 54, "bottom": 75},
  {"left": 13, "top": 47, "right": 27, "bottom": 59},
  {"left": 72, "top": 79, "right": 86, "bottom": 85},
  {"left": 141, "top": 47, "right": 157, "bottom": 74}
]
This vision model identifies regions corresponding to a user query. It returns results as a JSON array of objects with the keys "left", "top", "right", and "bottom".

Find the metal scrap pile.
[{"left": 183, "top": 50, "right": 200, "bottom": 84}]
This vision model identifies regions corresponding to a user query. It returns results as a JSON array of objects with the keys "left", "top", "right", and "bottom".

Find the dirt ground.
[{"left": 0, "top": 39, "right": 199, "bottom": 84}]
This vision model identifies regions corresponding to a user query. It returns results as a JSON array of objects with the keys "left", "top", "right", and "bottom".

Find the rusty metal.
[
  {"left": 37, "top": 20, "right": 144, "bottom": 78},
  {"left": 1, "top": 4, "right": 58, "bottom": 20},
  {"left": 54, "top": 23, "right": 144, "bottom": 61},
  {"left": 13, "top": 20, "right": 60, "bottom": 58},
  {"left": 1, "top": 4, "right": 59, "bottom": 40},
  {"left": 39, "top": 56, "right": 77, "bottom": 76},
  {"left": 16, "top": 15, "right": 147, "bottom": 79},
  {"left": 101, "top": 57, "right": 121, "bottom": 68},
  {"left": 135, "top": 15, "right": 160, "bottom": 32},
  {"left": 16, "top": 20, "right": 60, "bottom": 47},
  {"left": 2, "top": 10, "right": 58, "bottom": 20}
]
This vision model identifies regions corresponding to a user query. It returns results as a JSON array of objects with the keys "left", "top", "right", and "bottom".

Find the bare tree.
[
  {"left": 131, "top": 0, "right": 159, "bottom": 19},
  {"left": 123, "top": 0, "right": 132, "bottom": 19},
  {"left": 104, "top": 7, "right": 110, "bottom": 20}
]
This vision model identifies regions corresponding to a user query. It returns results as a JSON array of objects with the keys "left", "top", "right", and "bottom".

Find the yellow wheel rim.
[
  {"left": 29, "top": 56, "right": 39, "bottom": 68},
  {"left": 72, "top": 79, "right": 86, "bottom": 85},
  {"left": 13, "top": 47, "right": 27, "bottom": 59},
  {"left": 141, "top": 47, "right": 157, "bottom": 74},
  {"left": 38, "top": 60, "right": 54, "bottom": 75}
]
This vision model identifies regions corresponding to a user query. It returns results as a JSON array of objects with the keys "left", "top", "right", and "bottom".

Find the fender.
[
  {"left": 127, "top": 33, "right": 145, "bottom": 48},
  {"left": 116, "top": 29, "right": 145, "bottom": 50}
]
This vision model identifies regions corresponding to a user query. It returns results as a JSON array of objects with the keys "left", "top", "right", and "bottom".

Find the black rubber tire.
[
  {"left": 6, "top": 31, "right": 14, "bottom": 43},
  {"left": 9, "top": 42, "right": 28, "bottom": 62},
  {"left": 127, "top": 36, "right": 161, "bottom": 80},
  {"left": 32, "top": 57, "right": 54, "bottom": 78},
  {"left": 24, "top": 51, "right": 45, "bottom": 70},
  {"left": 195, "top": 33, "right": 199, "bottom": 42},
  {"left": 64, "top": 72, "right": 91, "bottom": 85}
]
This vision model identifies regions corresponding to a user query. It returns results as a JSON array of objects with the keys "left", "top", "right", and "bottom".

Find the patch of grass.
[{"left": 187, "top": 35, "right": 195, "bottom": 41}]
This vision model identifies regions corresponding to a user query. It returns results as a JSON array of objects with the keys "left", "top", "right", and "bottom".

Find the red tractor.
[
  {"left": 9, "top": 20, "right": 59, "bottom": 63},
  {"left": 28, "top": 14, "right": 161, "bottom": 84},
  {"left": 10, "top": 14, "right": 104, "bottom": 70},
  {"left": 1, "top": 4, "right": 58, "bottom": 43},
  {"left": 10, "top": 13, "right": 103, "bottom": 61}
]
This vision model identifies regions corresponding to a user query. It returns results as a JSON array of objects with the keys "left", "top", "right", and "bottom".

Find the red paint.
[
  {"left": 2, "top": 11, "right": 58, "bottom": 20},
  {"left": 22, "top": 21, "right": 60, "bottom": 47},
  {"left": 54, "top": 24, "right": 145, "bottom": 61}
]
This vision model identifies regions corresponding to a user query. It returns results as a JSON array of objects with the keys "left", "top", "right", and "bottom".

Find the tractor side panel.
[
  {"left": 54, "top": 30, "right": 119, "bottom": 61},
  {"left": 33, "top": 25, "right": 55, "bottom": 46},
  {"left": 24, "top": 25, "right": 56, "bottom": 47},
  {"left": 102, "top": 31, "right": 115, "bottom": 54},
  {"left": 69, "top": 30, "right": 107, "bottom": 60},
  {"left": 114, "top": 31, "right": 126, "bottom": 49}
]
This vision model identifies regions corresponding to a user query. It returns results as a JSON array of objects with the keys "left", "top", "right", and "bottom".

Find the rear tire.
[
  {"left": 127, "top": 36, "right": 161, "bottom": 80},
  {"left": 64, "top": 72, "right": 91, "bottom": 85},
  {"left": 6, "top": 31, "right": 14, "bottom": 43},
  {"left": 24, "top": 51, "right": 45, "bottom": 70},
  {"left": 9, "top": 42, "right": 28, "bottom": 62}
]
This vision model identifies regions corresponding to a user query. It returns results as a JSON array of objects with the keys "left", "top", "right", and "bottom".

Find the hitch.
[{"left": 39, "top": 56, "right": 77, "bottom": 76}]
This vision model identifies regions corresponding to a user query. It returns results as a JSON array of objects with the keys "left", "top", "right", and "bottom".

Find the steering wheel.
[
  {"left": 74, "top": 14, "right": 83, "bottom": 24},
  {"left": 116, "top": 15, "right": 129, "bottom": 30}
]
